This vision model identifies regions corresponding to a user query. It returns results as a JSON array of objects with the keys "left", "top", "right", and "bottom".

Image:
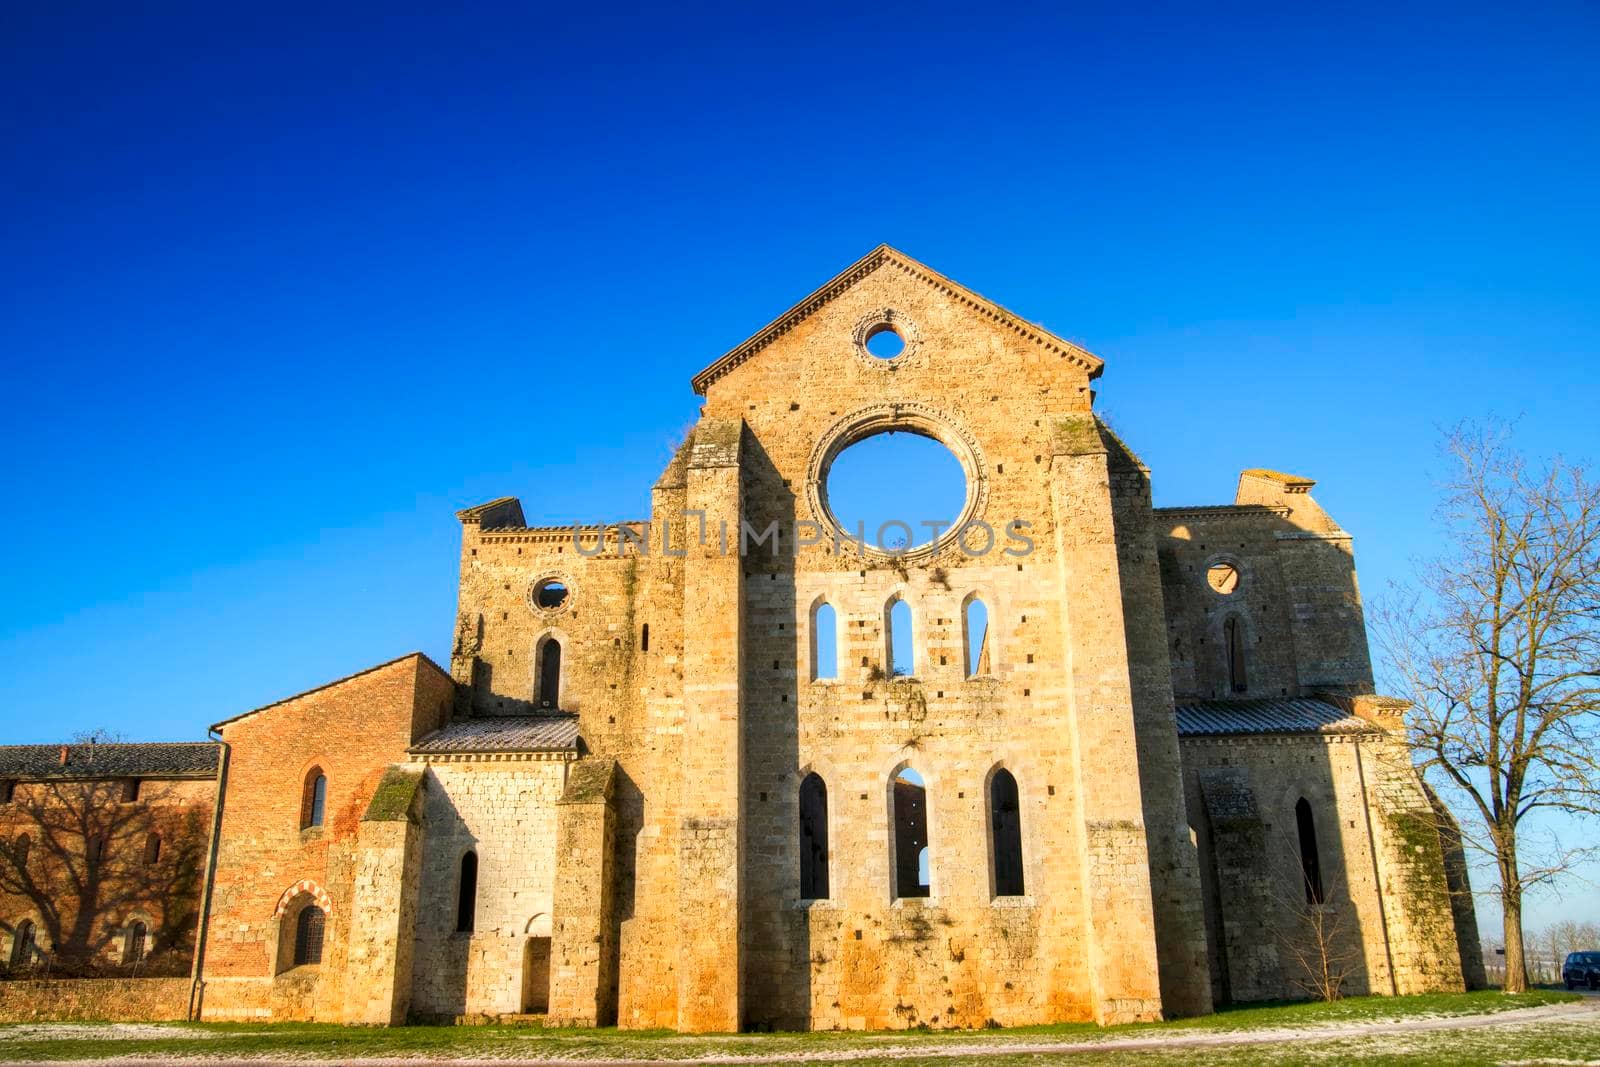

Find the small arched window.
[
  {"left": 798, "top": 773, "right": 829, "bottom": 899},
  {"left": 1224, "top": 615, "right": 1248, "bottom": 694},
  {"left": 964, "top": 596, "right": 990, "bottom": 677},
  {"left": 10, "top": 920, "right": 35, "bottom": 966},
  {"left": 812, "top": 602, "right": 838, "bottom": 681},
  {"left": 537, "top": 638, "right": 562, "bottom": 709},
  {"left": 891, "top": 767, "right": 929, "bottom": 899},
  {"left": 124, "top": 921, "right": 148, "bottom": 964},
  {"left": 302, "top": 769, "right": 327, "bottom": 829},
  {"left": 1296, "top": 798, "right": 1324, "bottom": 904},
  {"left": 990, "top": 768, "right": 1025, "bottom": 896},
  {"left": 293, "top": 905, "right": 325, "bottom": 966},
  {"left": 457, "top": 851, "right": 479, "bottom": 933},
  {"left": 887, "top": 597, "right": 914, "bottom": 678},
  {"left": 143, "top": 833, "right": 161, "bottom": 865},
  {"left": 14, "top": 834, "right": 29, "bottom": 869}
]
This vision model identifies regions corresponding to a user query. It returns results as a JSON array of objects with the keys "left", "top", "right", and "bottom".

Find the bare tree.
[{"left": 1378, "top": 423, "right": 1600, "bottom": 992}]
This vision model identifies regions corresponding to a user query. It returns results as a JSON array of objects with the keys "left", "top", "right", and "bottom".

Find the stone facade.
[{"left": 0, "top": 245, "right": 1481, "bottom": 1028}]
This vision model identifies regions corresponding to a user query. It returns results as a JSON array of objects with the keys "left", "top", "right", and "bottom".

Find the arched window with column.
[
  {"left": 989, "top": 768, "right": 1025, "bottom": 896},
  {"left": 891, "top": 766, "right": 930, "bottom": 899},
  {"left": 798, "top": 773, "right": 829, "bottom": 899},
  {"left": 1296, "top": 797, "right": 1324, "bottom": 904}
]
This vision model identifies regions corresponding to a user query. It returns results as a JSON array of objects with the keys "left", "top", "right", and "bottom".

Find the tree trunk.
[{"left": 1501, "top": 883, "right": 1528, "bottom": 993}]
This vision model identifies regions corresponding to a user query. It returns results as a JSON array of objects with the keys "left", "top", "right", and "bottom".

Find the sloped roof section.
[
  {"left": 0, "top": 742, "right": 222, "bottom": 780},
  {"left": 1176, "top": 698, "right": 1374, "bottom": 738},
  {"left": 689, "top": 244, "right": 1103, "bottom": 395},
  {"left": 410, "top": 715, "right": 580, "bottom": 754}
]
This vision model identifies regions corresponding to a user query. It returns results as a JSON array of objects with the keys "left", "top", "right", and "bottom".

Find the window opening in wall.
[
  {"left": 812, "top": 602, "right": 838, "bottom": 680},
  {"left": 1296, "top": 798, "right": 1325, "bottom": 904},
  {"left": 11, "top": 920, "right": 34, "bottom": 966},
  {"left": 964, "top": 597, "right": 990, "bottom": 677},
  {"left": 1207, "top": 562, "right": 1240, "bottom": 595},
  {"left": 294, "top": 905, "right": 325, "bottom": 966},
  {"left": 143, "top": 833, "right": 161, "bottom": 865},
  {"left": 303, "top": 771, "right": 327, "bottom": 829},
  {"left": 887, "top": 598, "right": 913, "bottom": 677},
  {"left": 1224, "top": 616, "right": 1248, "bottom": 693},
  {"left": 522, "top": 936, "right": 551, "bottom": 1012},
  {"left": 457, "top": 851, "right": 479, "bottom": 933},
  {"left": 120, "top": 778, "right": 140, "bottom": 803},
  {"left": 14, "top": 834, "right": 28, "bottom": 868},
  {"left": 538, "top": 639, "right": 562, "bottom": 708},
  {"left": 125, "top": 921, "right": 147, "bottom": 964},
  {"left": 641, "top": 623, "right": 649, "bottom": 652},
  {"left": 892, "top": 767, "right": 930, "bottom": 899},
  {"left": 86, "top": 834, "right": 106, "bottom": 862},
  {"left": 864, "top": 323, "right": 905, "bottom": 358},
  {"left": 799, "top": 773, "right": 829, "bottom": 899},
  {"left": 990, "top": 769, "right": 1025, "bottom": 896},
  {"left": 0, "top": 781, "right": 14, "bottom": 803},
  {"left": 533, "top": 579, "right": 569, "bottom": 609},
  {"left": 825, "top": 431, "right": 967, "bottom": 553}
]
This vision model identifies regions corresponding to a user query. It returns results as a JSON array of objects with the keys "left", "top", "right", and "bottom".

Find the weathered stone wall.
[
  {"left": 0, "top": 977, "right": 192, "bottom": 1022},
  {"left": 410, "top": 758, "right": 568, "bottom": 1019},
  {"left": 1181, "top": 731, "right": 1471, "bottom": 1002},
  {"left": 198, "top": 653, "right": 452, "bottom": 1022},
  {"left": 0, "top": 774, "right": 216, "bottom": 980}
]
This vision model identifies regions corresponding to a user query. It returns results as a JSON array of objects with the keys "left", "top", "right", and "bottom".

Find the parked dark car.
[{"left": 1564, "top": 951, "right": 1600, "bottom": 990}]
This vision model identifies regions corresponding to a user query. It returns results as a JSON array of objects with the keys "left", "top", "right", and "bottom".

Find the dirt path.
[{"left": 11, "top": 999, "right": 1600, "bottom": 1066}]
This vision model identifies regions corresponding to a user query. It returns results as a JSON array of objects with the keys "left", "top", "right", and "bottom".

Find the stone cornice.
[{"left": 689, "top": 244, "right": 1103, "bottom": 395}]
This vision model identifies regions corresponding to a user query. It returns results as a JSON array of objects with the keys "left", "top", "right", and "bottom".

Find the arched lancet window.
[
  {"left": 964, "top": 596, "right": 990, "bottom": 677},
  {"left": 989, "top": 768, "right": 1024, "bottom": 896},
  {"left": 891, "top": 767, "right": 929, "bottom": 899},
  {"left": 887, "top": 597, "right": 914, "bottom": 678},
  {"left": 537, "top": 638, "right": 562, "bottom": 709},
  {"left": 124, "top": 921, "right": 148, "bottom": 964},
  {"left": 1224, "top": 615, "right": 1248, "bottom": 694},
  {"left": 14, "top": 834, "right": 29, "bottom": 869},
  {"left": 811, "top": 601, "right": 838, "bottom": 681},
  {"left": 798, "top": 773, "right": 829, "bottom": 899},
  {"left": 293, "top": 905, "right": 325, "bottom": 965},
  {"left": 10, "top": 920, "right": 35, "bottom": 967},
  {"left": 1296, "top": 797, "right": 1324, "bottom": 904},
  {"left": 457, "top": 851, "right": 479, "bottom": 933},
  {"left": 302, "top": 769, "right": 327, "bottom": 829},
  {"left": 143, "top": 833, "right": 161, "bottom": 865}
]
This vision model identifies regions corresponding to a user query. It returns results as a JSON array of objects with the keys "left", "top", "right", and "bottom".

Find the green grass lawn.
[{"left": 0, "top": 989, "right": 1581, "bottom": 1064}]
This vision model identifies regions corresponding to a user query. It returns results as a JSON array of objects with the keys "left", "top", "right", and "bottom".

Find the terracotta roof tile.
[
  {"left": 410, "top": 715, "right": 580, "bottom": 754},
  {"left": 1175, "top": 698, "right": 1372, "bottom": 737}
]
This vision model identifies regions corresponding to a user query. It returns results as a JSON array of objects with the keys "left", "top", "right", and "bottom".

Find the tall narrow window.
[
  {"left": 641, "top": 623, "right": 650, "bottom": 653},
  {"left": 86, "top": 834, "right": 106, "bottom": 862},
  {"left": 538, "top": 639, "right": 562, "bottom": 708},
  {"left": 892, "top": 767, "right": 929, "bottom": 898},
  {"left": 11, "top": 920, "right": 34, "bottom": 966},
  {"left": 120, "top": 778, "right": 141, "bottom": 803},
  {"left": 125, "top": 921, "right": 148, "bottom": 964},
  {"left": 302, "top": 769, "right": 327, "bottom": 829},
  {"left": 812, "top": 602, "right": 838, "bottom": 681},
  {"left": 887, "top": 597, "right": 914, "bottom": 678},
  {"left": 1, "top": 781, "right": 15, "bottom": 803},
  {"left": 964, "top": 596, "right": 990, "bottom": 677},
  {"left": 798, "top": 773, "right": 829, "bottom": 899},
  {"left": 143, "top": 833, "right": 161, "bottom": 865},
  {"left": 990, "top": 769, "right": 1025, "bottom": 896},
  {"left": 457, "top": 851, "right": 479, "bottom": 933},
  {"left": 1296, "top": 798, "right": 1324, "bottom": 904},
  {"left": 1224, "top": 616, "right": 1248, "bottom": 694},
  {"left": 293, "top": 906, "right": 325, "bottom": 965},
  {"left": 14, "top": 834, "right": 29, "bottom": 869}
]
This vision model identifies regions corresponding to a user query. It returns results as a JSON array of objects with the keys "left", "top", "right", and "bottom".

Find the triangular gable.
[{"left": 689, "top": 244, "right": 1104, "bottom": 395}]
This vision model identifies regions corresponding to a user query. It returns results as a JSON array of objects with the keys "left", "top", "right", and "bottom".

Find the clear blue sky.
[{"left": 2, "top": 3, "right": 1596, "bottom": 932}]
